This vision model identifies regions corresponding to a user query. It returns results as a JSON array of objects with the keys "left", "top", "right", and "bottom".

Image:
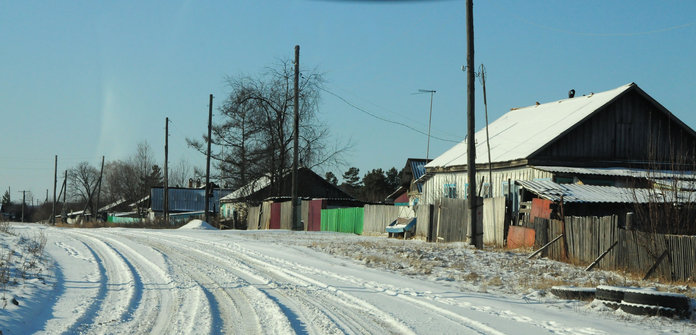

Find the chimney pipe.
[{"left": 568, "top": 89, "right": 575, "bottom": 98}]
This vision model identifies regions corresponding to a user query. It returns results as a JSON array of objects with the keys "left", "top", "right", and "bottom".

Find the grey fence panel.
[
  {"left": 483, "top": 197, "right": 506, "bottom": 247},
  {"left": 363, "top": 205, "right": 401, "bottom": 236},
  {"left": 247, "top": 206, "right": 260, "bottom": 230},
  {"left": 414, "top": 204, "right": 432, "bottom": 240}
]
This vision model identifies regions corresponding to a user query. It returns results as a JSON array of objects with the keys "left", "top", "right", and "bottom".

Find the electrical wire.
[{"left": 319, "top": 87, "right": 460, "bottom": 143}]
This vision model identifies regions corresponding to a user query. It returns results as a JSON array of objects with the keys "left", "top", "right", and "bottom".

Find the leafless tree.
[
  {"left": 69, "top": 161, "right": 100, "bottom": 215},
  {"left": 169, "top": 159, "right": 193, "bottom": 188},
  {"left": 188, "top": 58, "right": 348, "bottom": 194}
]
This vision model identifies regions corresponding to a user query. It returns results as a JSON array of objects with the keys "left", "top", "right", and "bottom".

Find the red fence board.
[
  {"left": 507, "top": 226, "right": 536, "bottom": 249},
  {"left": 270, "top": 202, "right": 281, "bottom": 229}
]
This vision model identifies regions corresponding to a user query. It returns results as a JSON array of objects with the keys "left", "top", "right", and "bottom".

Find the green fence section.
[
  {"left": 107, "top": 216, "right": 143, "bottom": 224},
  {"left": 320, "top": 207, "right": 364, "bottom": 234}
]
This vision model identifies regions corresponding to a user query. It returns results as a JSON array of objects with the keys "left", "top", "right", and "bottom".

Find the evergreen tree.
[
  {"left": 325, "top": 171, "right": 338, "bottom": 185},
  {"left": 1, "top": 190, "right": 10, "bottom": 212}
]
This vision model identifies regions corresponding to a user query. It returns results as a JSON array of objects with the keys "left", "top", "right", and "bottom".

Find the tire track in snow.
[
  {"left": 113, "top": 235, "right": 268, "bottom": 334},
  {"left": 128, "top": 232, "right": 339, "bottom": 334},
  {"left": 143, "top": 232, "right": 416, "bottom": 335},
  {"left": 58, "top": 237, "right": 109, "bottom": 335},
  {"left": 60, "top": 230, "right": 138, "bottom": 334},
  {"left": 78, "top": 230, "right": 182, "bottom": 334}
]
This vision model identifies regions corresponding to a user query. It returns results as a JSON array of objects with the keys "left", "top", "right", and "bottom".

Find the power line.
[{"left": 319, "top": 87, "right": 460, "bottom": 143}]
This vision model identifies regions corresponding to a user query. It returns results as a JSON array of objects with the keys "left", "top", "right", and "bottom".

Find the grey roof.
[
  {"left": 534, "top": 166, "right": 696, "bottom": 180},
  {"left": 516, "top": 180, "right": 696, "bottom": 204}
]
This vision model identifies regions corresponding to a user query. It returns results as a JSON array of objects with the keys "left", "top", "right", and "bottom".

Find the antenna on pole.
[{"left": 416, "top": 89, "right": 436, "bottom": 161}]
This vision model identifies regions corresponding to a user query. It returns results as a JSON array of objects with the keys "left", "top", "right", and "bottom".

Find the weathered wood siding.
[
  {"left": 422, "top": 166, "right": 551, "bottom": 204},
  {"left": 528, "top": 215, "right": 696, "bottom": 281},
  {"left": 483, "top": 197, "right": 506, "bottom": 247},
  {"left": 534, "top": 90, "right": 696, "bottom": 164},
  {"left": 363, "top": 205, "right": 401, "bottom": 236}
]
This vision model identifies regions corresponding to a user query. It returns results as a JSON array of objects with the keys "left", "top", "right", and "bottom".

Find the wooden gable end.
[{"left": 530, "top": 88, "right": 696, "bottom": 168}]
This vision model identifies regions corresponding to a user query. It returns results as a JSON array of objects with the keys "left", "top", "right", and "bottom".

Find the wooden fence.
[
  {"left": 363, "top": 205, "right": 401, "bottom": 236},
  {"left": 483, "top": 197, "right": 506, "bottom": 247},
  {"left": 528, "top": 215, "right": 696, "bottom": 281}
]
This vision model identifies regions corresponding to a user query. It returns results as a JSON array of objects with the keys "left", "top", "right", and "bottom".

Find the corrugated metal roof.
[
  {"left": 427, "top": 83, "right": 634, "bottom": 168},
  {"left": 517, "top": 180, "right": 695, "bottom": 204},
  {"left": 151, "top": 188, "right": 232, "bottom": 212},
  {"left": 534, "top": 166, "right": 696, "bottom": 180},
  {"left": 409, "top": 159, "right": 427, "bottom": 193}
]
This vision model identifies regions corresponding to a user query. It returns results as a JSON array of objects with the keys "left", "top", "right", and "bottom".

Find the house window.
[
  {"left": 481, "top": 182, "right": 491, "bottom": 198},
  {"left": 443, "top": 183, "right": 457, "bottom": 198}
]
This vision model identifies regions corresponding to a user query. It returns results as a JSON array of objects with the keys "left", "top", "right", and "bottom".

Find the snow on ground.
[
  {"left": 1, "top": 222, "right": 695, "bottom": 334},
  {"left": 178, "top": 219, "right": 217, "bottom": 230}
]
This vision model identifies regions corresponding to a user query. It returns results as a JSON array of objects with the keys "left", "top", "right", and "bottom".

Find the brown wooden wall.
[{"left": 533, "top": 90, "right": 696, "bottom": 166}]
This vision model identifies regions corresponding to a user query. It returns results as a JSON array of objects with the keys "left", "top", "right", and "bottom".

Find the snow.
[
  {"left": 426, "top": 83, "right": 633, "bottom": 168},
  {"left": 178, "top": 219, "right": 217, "bottom": 230},
  {"left": 1, "top": 222, "right": 695, "bottom": 334}
]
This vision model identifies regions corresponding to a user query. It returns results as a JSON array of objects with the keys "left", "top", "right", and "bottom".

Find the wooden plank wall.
[
  {"left": 246, "top": 205, "right": 260, "bottom": 230},
  {"left": 363, "top": 205, "right": 401, "bottom": 236},
  {"left": 414, "top": 204, "right": 432, "bottom": 240},
  {"left": 483, "top": 197, "right": 506, "bottom": 247},
  {"left": 435, "top": 198, "right": 468, "bottom": 243},
  {"left": 532, "top": 215, "right": 696, "bottom": 281}
]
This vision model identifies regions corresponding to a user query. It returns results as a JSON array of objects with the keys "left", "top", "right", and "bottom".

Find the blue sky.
[{"left": 1, "top": 0, "right": 695, "bottom": 204}]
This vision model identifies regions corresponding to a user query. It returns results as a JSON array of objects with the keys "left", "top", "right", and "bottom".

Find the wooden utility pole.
[
  {"left": 61, "top": 170, "right": 67, "bottom": 223},
  {"left": 205, "top": 94, "right": 213, "bottom": 224},
  {"left": 52, "top": 155, "right": 57, "bottom": 224},
  {"left": 95, "top": 156, "right": 104, "bottom": 220},
  {"left": 20, "top": 190, "right": 26, "bottom": 222},
  {"left": 466, "top": 0, "right": 481, "bottom": 249},
  {"left": 164, "top": 117, "right": 169, "bottom": 225},
  {"left": 291, "top": 45, "right": 301, "bottom": 231}
]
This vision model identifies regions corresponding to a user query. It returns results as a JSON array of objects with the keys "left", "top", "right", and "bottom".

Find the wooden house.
[
  {"left": 385, "top": 158, "right": 430, "bottom": 206},
  {"left": 220, "top": 167, "right": 357, "bottom": 229},
  {"left": 421, "top": 83, "right": 696, "bottom": 211}
]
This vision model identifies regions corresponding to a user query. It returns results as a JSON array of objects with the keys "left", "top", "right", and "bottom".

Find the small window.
[
  {"left": 443, "top": 183, "right": 457, "bottom": 198},
  {"left": 481, "top": 182, "right": 491, "bottom": 198}
]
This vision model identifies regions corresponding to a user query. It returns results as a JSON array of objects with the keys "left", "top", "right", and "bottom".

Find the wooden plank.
[
  {"left": 528, "top": 234, "right": 564, "bottom": 259},
  {"left": 586, "top": 240, "right": 618, "bottom": 271},
  {"left": 644, "top": 250, "right": 669, "bottom": 280}
]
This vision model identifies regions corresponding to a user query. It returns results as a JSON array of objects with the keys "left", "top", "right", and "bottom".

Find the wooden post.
[
  {"left": 95, "top": 156, "right": 104, "bottom": 220},
  {"left": 164, "top": 117, "right": 169, "bottom": 225},
  {"left": 52, "top": 155, "right": 57, "bottom": 225},
  {"left": 585, "top": 240, "right": 618, "bottom": 271},
  {"left": 205, "top": 94, "right": 213, "bottom": 224},
  {"left": 466, "top": 0, "right": 479, "bottom": 249},
  {"left": 643, "top": 249, "right": 669, "bottom": 280},
  {"left": 291, "top": 45, "right": 301, "bottom": 231},
  {"left": 528, "top": 234, "right": 564, "bottom": 259},
  {"left": 559, "top": 195, "right": 568, "bottom": 261}
]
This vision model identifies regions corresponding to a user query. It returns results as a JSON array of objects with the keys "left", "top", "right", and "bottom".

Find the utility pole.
[
  {"left": 52, "top": 155, "right": 57, "bottom": 224},
  {"left": 62, "top": 170, "right": 67, "bottom": 223},
  {"left": 205, "top": 94, "right": 213, "bottom": 224},
  {"left": 291, "top": 45, "right": 301, "bottom": 231},
  {"left": 95, "top": 156, "right": 104, "bottom": 220},
  {"left": 418, "top": 89, "right": 436, "bottom": 161},
  {"left": 164, "top": 117, "right": 169, "bottom": 225},
  {"left": 20, "top": 190, "right": 26, "bottom": 223},
  {"left": 466, "top": 0, "right": 481, "bottom": 249}
]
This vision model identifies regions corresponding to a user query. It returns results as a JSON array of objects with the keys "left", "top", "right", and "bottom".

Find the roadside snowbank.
[{"left": 178, "top": 219, "right": 216, "bottom": 230}]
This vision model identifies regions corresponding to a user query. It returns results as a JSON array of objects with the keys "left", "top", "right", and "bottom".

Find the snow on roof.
[
  {"left": 534, "top": 166, "right": 696, "bottom": 180},
  {"left": 221, "top": 176, "right": 271, "bottom": 201},
  {"left": 427, "top": 83, "right": 635, "bottom": 169},
  {"left": 516, "top": 179, "right": 696, "bottom": 204}
]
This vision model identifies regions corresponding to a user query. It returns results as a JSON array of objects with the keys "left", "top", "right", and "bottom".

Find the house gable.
[{"left": 531, "top": 86, "right": 696, "bottom": 168}]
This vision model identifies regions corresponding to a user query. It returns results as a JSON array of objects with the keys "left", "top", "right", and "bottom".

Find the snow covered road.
[{"left": 1, "top": 224, "right": 692, "bottom": 334}]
